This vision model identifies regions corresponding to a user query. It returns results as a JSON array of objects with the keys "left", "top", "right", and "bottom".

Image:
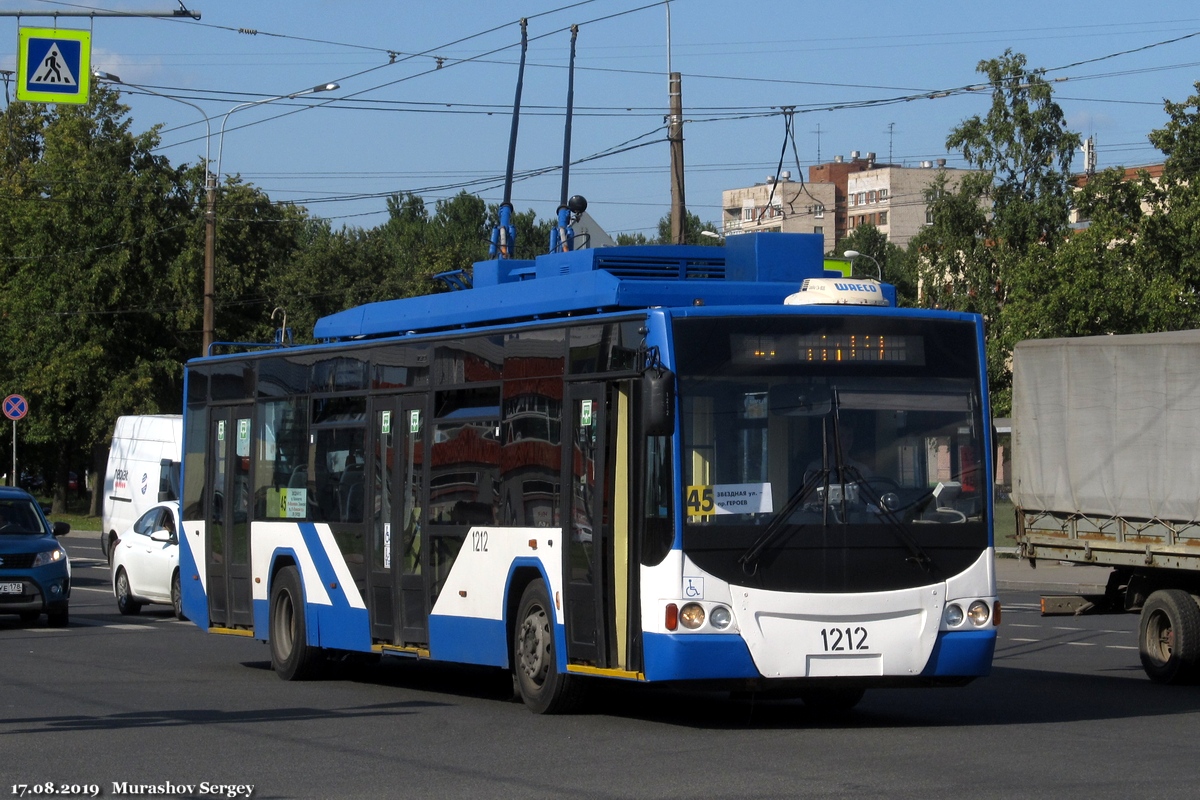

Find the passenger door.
[
  {"left": 562, "top": 383, "right": 611, "bottom": 665},
  {"left": 367, "top": 396, "right": 428, "bottom": 645},
  {"left": 206, "top": 406, "right": 254, "bottom": 629}
]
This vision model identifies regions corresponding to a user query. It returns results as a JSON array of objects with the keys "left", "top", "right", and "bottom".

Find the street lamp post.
[
  {"left": 94, "top": 71, "right": 217, "bottom": 355},
  {"left": 208, "top": 82, "right": 338, "bottom": 354},
  {"left": 95, "top": 74, "right": 338, "bottom": 354},
  {"left": 843, "top": 249, "right": 882, "bottom": 280}
]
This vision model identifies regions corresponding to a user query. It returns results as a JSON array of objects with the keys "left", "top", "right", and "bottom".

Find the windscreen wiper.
[
  {"left": 845, "top": 464, "right": 935, "bottom": 573},
  {"left": 737, "top": 465, "right": 829, "bottom": 573},
  {"left": 740, "top": 402, "right": 843, "bottom": 572}
]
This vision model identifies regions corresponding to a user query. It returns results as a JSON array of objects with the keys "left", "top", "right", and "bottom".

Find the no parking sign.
[
  {"left": 3, "top": 394, "right": 27, "bottom": 421},
  {"left": 3, "top": 394, "right": 26, "bottom": 488}
]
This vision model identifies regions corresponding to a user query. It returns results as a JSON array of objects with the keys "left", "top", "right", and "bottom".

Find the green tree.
[
  {"left": 0, "top": 86, "right": 192, "bottom": 511},
  {"left": 910, "top": 50, "right": 1081, "bottom": 413},
  {"left": 615, "top": 231, "right": 649, "bottom": 246},
  {"left": 654, "top": 211, "right": 721, "bottom": 245},
  {"left": 1137, "top": 82, "right": 1200, "bottom": 331}
]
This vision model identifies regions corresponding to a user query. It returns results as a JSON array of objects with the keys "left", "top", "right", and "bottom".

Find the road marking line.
[
  {"left": 1066, "top": 642, "right": 1095, "bottom": 646},
  {"left": 1106, "top": 645, "right": 1138, "bottom": 650},
  {"left": 1007, "top": 637, "right": 1040, "bottom": 642},
  {"left": 1053, "top": 626, "right": 1084, "bottom": 631},
  {"left": 1007, "top": 623, "right": 1040, "bottom": 628},
  {"left": 72, "top": 585, "right": 112, "bottom": 594}
]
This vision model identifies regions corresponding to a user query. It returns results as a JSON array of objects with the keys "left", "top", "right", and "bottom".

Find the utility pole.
[{"left": 668, "top": 71, "right": 686, "bottom": 244}]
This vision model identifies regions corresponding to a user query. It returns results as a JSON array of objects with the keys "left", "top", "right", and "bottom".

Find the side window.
[
  {"left": 641, "top": 434, "right": 674, "bottom": 566},
  {"left": 312, "top": 426, "right": 367, "bottom": 524},
  {"left": 133, "top": 509, "right": 159, "bottom": 536},
  {"left": 254, "top": 397, "right": 308, "bottom": 520}
]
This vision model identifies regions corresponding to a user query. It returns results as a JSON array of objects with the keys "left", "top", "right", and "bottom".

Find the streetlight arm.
[
  {"left": 93, "top": 71, "right": 211, "bottom": 179},
  {"left": 843, "top": 249, "right": 882, "bottom": 281},
  {"left": 215, "top": 81, "right": 339, "bottom": 183}
]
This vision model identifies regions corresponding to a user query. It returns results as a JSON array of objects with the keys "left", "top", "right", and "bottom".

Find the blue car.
[{"left": 0, "top": 487, "right": 71, "bottom": 626}]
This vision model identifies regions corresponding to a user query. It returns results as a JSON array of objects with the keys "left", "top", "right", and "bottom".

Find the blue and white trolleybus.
[{"left": 179, "top": 232, "right": 998, "bottom": 713}]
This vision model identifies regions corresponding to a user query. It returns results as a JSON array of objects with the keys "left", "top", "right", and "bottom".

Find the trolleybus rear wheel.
[
  {"left": 270, "top": 565, "right": 324, "bottom": 681},
  {"left": 513, "top": 579, "right": 582, "bottom": 714},
  {"left": 1139, "top": 589, "right": 1200, "bottom": 685}
]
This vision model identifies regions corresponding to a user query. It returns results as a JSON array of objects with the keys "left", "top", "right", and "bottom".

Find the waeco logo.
[{"left": 834, "top": 282, "right": 879, "bottom": 293}]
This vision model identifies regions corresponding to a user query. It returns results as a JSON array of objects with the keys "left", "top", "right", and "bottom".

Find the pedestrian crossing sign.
[{"left": 16, "top": 27, "right": 92, "bottom": 105}]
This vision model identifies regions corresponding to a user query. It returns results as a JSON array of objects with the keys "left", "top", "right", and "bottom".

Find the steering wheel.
[{"left": 856, "top": 476, "right": 902, "bottom": 507}]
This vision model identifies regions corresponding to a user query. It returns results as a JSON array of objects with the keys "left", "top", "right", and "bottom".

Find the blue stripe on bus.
[
  {"left": 921, "top": 629, "right": 996, "bottom": 677},
  {"left": 642, "top": 632, "right": 760, "bottom": 681},
  {"left": 282, "top": 532, "right": 372, "bottom": 652},
  {"left": 178, "top": 529, "right": 208, "bottom": 630},
  {"left": 428, "top": 614, "right": 509, "bottom": 667}
]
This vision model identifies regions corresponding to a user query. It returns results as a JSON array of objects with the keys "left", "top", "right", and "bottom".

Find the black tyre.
[
  {"left": 270, "top": 565, "right": 323, "bottom": 681},
  {"left": 171, "top": 571, "right": 186, "bottom": 621},
  {"left": 115, "top": 568, "right": 142, "bottom": 616},
  {"left": 106, "top": 532, "right": 117, "bottom": 565},
  {"left": 513, "top": 579, "right": 583, "bottom": 714},
  {"left": 799, "top": 687, "right": 866, "bottom": 714},
  {"left": 46, "top": 608, "right": 68, "bottom": 628},
  {"left": 1139, "top": 589, "right": 1200, "bottom": 685}
]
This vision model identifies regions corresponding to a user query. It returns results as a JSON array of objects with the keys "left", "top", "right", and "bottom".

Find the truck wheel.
[
  {"left": 513, "top": 579, "right": 583, "bottom": 714},
  {"left": 270, "top": 566, "right": 323, "bottom": 681},
  {"left": 1139, "top": 589, "right": 1200, "bottom": 685}
]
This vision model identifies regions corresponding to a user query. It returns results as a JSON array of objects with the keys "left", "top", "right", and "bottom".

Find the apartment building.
[
  {"left": 720, "top": 171, "right": 838, "bottom": 253},
  {"left": 721, "top": 152, "right": 978, "bottom": 252}
]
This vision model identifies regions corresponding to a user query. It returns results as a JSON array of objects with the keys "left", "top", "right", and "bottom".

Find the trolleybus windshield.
[{"left": 674, "top": 315, "right": 989, "bottom": 594}]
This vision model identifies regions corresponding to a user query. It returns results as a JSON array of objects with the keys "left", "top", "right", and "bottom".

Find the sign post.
[
  {"left": 3, "top": 395, "right": 28, "bottom": 488},
  {"left": 16, "top": 27, "right": 92, "bottom": 105}
]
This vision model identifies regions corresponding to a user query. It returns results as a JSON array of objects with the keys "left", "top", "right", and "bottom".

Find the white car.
[{"left": 110, "top": 501, "right": 184, "bottom": 619}]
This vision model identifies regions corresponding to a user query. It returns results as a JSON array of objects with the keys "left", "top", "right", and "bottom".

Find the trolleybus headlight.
[
  {"left": 944, "top": 603, "right": 965, "bottom": 627},
  {"left": 968, "top": 600, "right": 991, "bottom": 626},
  {"left": 679, "top": 602, "right": 706, "bottom": 629},
  {"left": 709, "top": 605, "right": 733, "bottom": 630}
]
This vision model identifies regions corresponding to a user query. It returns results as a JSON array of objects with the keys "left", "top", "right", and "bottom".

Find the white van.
[{"left": 100, "top": 415, "right": 182, "bottom": 562}]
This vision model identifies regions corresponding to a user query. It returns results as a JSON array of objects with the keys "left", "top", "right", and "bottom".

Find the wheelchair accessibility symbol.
[{"left": 683, "top": 577, "right": 704, "bottom": 599}]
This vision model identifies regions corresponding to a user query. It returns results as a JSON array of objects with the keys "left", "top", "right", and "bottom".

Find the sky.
[{"left": 1, "top": 0, "right": 1198, "bottom": 239}]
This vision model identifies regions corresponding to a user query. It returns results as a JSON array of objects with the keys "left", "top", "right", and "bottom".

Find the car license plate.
[{"left": 0, "top": 582, "right": 23, "bottom": 594}]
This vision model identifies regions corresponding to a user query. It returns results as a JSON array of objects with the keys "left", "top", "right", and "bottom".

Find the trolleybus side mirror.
[{"left": 642, "top": 369, "right": 676, "bottom": 436}]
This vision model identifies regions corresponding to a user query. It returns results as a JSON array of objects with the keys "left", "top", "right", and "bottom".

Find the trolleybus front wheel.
[
  {"left": 513, "top": 579, "right": 583, "bottom": 714},
  {"left": 270, "top": 565, "right": 324, "bottom": 681}
]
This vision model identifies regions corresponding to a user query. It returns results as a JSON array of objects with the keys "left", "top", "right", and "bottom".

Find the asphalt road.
[{"left": 3, "top": 532, "right": 1198, "bottom": 800}]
